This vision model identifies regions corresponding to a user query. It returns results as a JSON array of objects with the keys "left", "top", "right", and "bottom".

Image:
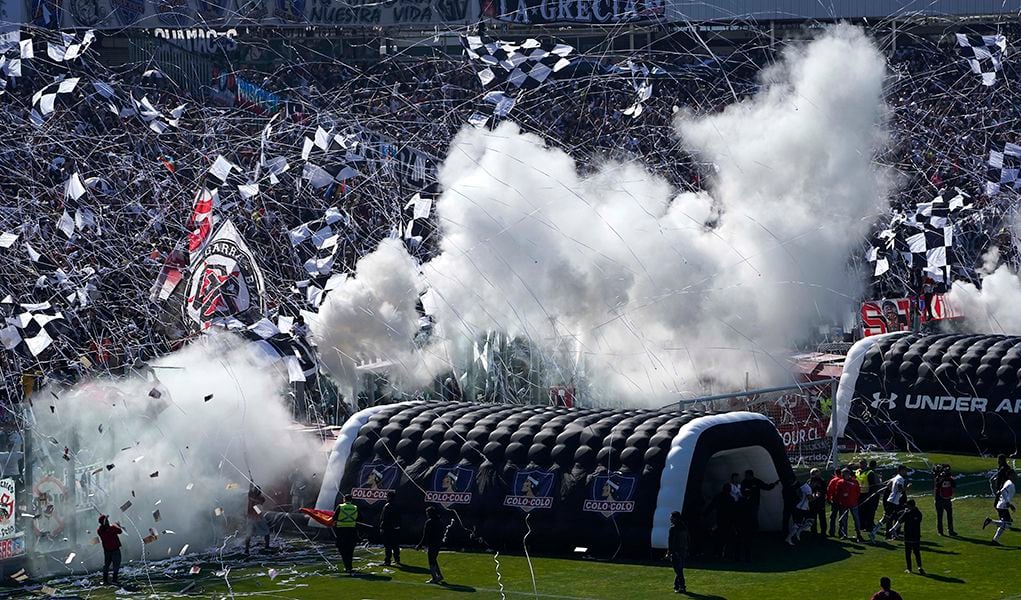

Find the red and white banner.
[{"left": 861, "top": 294, "right": 960, "bottom": 337}]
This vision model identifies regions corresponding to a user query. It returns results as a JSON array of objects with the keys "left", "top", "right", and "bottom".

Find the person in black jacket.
[
  {"left": 379, "top": 492, "right": 401, "bottom": 566},
  {"left": 667, "top": 511, "right": 688, "bottom": 594},
  {"left": 417, "top": 506, "right": 446, "bottom": 584},
  {"left": 900, "top": 499, "right": 925, "bottom": 575}
]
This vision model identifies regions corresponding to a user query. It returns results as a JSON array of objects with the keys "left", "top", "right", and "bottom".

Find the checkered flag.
[
  {"left": 288, "top": 207, "right": 349, "bottom": 276},
  {"left": 0, "top": 301, "right": 66, "bottom": 358},
  {"left": 462, "top": 36, "right": 575, "bottom": 91},
  {"left": 301, "top": 127, "right": 364, "bottom": 190},
  {"left": 955, "top": 33, "right": 1007, "bottom": 86},
  {"left": 866, "top": 188, "right": 974, "bottom": 282},
  {"left": 986, "top": 142, "right": 1021, "bottom": 195},
  {"left": 29, "top": 77, "right": 80, "bottom": 125},
  {"left": 240, "top": 318, "right": 318, "bottom": 382}
]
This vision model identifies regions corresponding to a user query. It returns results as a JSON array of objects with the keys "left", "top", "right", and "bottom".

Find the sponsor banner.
[
  {"left": 350, "top": 462, "right": 398, "bottom": 504},
  {"left": 481, "top": 0, "right": 665, "bottom": 25},
  {"left": 0, "top": 479, "right": 14, "bottom": 539},
  {"left": 582, "top": 472, "right": 635, "bottom": 517},
  {"left": 426, "top": 466, "right": 474, "bottom": 508},
  {"left": 185, "top": 220, "right": 266, "bottom": 328},
  {"left": 753, "top": 386, "right": 832, "bottom": 464},
  {"left": 503, "top": 469, "right": 554, "bottom": 512}
]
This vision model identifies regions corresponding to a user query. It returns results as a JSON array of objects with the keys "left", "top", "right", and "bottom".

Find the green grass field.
[{"left": 15, "top": 454, "right": 1021, "bottom": 600}]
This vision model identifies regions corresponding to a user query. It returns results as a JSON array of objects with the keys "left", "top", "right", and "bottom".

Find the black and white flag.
[
  {"left": 240, "top": 318, "right": 317, "bottom": 382},
  {"left": 866, "top": 188, "right": 973, "bottom": 281},
  {"left": 301, "top": 127, "right": 363, "bottom": 189},
  {"left": 986, "top": 142, "right": 1021, "bottom": 195},
  {"left": 0, "top": 301, "right": 66, "bottom": 357},
  {"left": 462, "top": 36, "right": 574, "bottom": 91},
  {"left": 955, "top": 33, "right": 1007, "bottom": 86},
  {"left": 288, "top": 207, "right": 349, "bottom": 276}
]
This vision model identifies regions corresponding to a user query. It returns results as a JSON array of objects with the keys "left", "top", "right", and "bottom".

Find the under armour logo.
[{"left": 870, "top": 393, "right": 897, "bottom": 410}]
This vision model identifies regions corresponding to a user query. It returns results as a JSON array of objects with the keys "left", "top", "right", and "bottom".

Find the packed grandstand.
[{"left": 2, "top": 2, "right": 1021, "bottom": 592}]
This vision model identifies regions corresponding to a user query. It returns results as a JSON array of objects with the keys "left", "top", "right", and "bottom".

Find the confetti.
[
  {"left": 179, "top": 544, "right": 189, "bottom": 556},
  {"left": 64, "top": 552, "right": 75, "bottom": 564},
  {"left": 189, "top": 566, "right": 201, "bottom": 575},
  {"left": 120, "top": 501, "right": 132, "bottom": 512}
]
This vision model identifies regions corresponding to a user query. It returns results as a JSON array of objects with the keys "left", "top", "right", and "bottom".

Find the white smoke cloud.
[
  {"left": 30, "top": 335, "right": 321, "bottom": 573},
  {"left": 313, "top": 24, "right": 890, "bottom": 401},
  {"left": 946, "top": 249, "right": 1021, "bottom": 334}
]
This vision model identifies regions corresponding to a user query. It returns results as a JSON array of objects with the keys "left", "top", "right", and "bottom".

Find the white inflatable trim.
[
  {"left": 827, "top": 331, "right": 908, "bottom": 439},
  {"left": 650, "top": 411, "right": 771, "bottom": 549},
  {"left": 312, "top": 402, "right": 416, "bottom": 526}
]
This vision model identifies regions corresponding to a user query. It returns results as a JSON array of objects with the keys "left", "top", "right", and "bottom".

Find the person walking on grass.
[
  {"left": 881, "top": 465, "right": 909, "bottom": 540},
  {"left": 785, "top": 479, "right": 813, "bottom": 546},
  {"left": 97, "top": 515, "right": 123, "bottom": 587},
  {"left": 870, "top": 576, "right": 903, "bottom": 600},
  {"left": 933, "top": 464, "right": 957, "bottom": 536},
  {"left": 418, "top": 506, "right": 446, "bottom": 584},
  {"left": 379, "top": 491, "right": 402, "bottom": 566},
  {"left": 900, "top": 499, "right": 925, "bottom": 575},
  {"left": 983, "top": 471, "right": 1016, "bottom": 545},
  {"left": 667, "top": 511, "right": 688, "bottom": 593},
  {"left": 333, "top": 494, "right": 359, "bottom": 575}
]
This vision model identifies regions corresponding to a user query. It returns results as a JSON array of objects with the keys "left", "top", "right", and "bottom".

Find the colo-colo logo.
[
  {"left": 425, "top": 466, "right": 474, "bottom": 507},
  {"left": 350, "top": 462, "right": 399, "bottom": 504},
  {"left": 503, "top": 470, "right": 554, "bottom": 512},
  {"left": 583, "top": 473, "right": 636, "bottom": 517},
  {"left": 870, "top": 392, "right": 1021, "bottom": 414}
]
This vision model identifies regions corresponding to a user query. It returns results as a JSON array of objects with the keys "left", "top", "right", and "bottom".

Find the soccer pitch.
[{"left": 16, "top": 454, "right": 1021, "bottom": 600}]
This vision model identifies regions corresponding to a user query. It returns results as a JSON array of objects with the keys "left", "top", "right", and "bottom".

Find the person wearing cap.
[
  {"left": 418, "top": 506, "right": 446, "bottom": 584},
  {"left": 379, "top": 491, "right": 402, "bottom": 566},
  {"left": 334, "top": 494, "right": 359, "bottom": 574},
  {"left": 97, "top": 515, "right": 123, "bottom": 586}
]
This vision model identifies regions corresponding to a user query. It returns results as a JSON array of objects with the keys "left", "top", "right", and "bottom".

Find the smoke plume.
[
  {"left": 313, "top": 25, "right": 891, "bottom": 401},
  {"left": 30, "top": 336, "right": 321, "bottom": 574}
]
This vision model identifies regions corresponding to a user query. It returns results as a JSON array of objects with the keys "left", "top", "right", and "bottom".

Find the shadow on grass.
[
  {"left": 396, "top": 564, "right": 432, "bottom": 575},
  {"left": 953, "top": 535, "right": 1018, "bottom": 548},
  {"left": 681, "top": 592, "right": 727, "bottom": 600},
  {"left": 691, "top": 538, "right": 856, "bottom": 573},
  {"left": 351, "top": 572, "right": 392, "bottom": 581},
  {"left": 920, "top": 572, "right": 965, "bottom": 584},
  {"left": 438, "top": 582, "right": 477, "bottom": 593}
]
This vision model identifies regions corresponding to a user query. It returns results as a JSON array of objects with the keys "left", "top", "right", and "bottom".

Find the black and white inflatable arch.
[
  {"left": 829, "top": 332, "right": 1021, "bottom": 454},
  {"left": 314, "top": 402, "right": 794, "bottom": 555}
]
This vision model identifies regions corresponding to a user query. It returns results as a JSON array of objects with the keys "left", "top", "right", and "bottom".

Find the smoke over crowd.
[{"left": 313, "top": 25, "right": 892, "bottom": 401}]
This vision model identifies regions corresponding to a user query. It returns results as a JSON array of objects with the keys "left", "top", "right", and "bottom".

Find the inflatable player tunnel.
[
  {"left": 314, "top": 402, "right": 794, "bottom": 555},
  {"left": 830, "top": 332, "right": 1021, "bottom": 455}
]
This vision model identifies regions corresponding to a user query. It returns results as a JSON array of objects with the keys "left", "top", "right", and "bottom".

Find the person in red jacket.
[
  {"left": 97, "top": 515, "right": 123, "bottom": 586},
  {"left": 825, "top": 468, "right": 842, "bottom": 537},
  {"left": 837, "top": 468, "right": 863, "bottom": 542}
]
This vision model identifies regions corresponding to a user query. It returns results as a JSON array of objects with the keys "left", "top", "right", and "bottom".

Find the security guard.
[{"left": 333, "top": 494, "right": 359, "bottom": 574}]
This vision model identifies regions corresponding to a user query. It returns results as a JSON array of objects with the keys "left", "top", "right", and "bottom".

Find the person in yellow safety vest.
[
  {"left": 856, "top": 459, "right": 881, "bottom": 543},
  {"left": 333, "top": 494, "right": 359, "bottom": 574}
]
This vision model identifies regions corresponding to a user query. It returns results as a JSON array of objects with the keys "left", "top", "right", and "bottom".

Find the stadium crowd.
[{"left": 1, "top": 27, "right": 1020, "bottom": 411}]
